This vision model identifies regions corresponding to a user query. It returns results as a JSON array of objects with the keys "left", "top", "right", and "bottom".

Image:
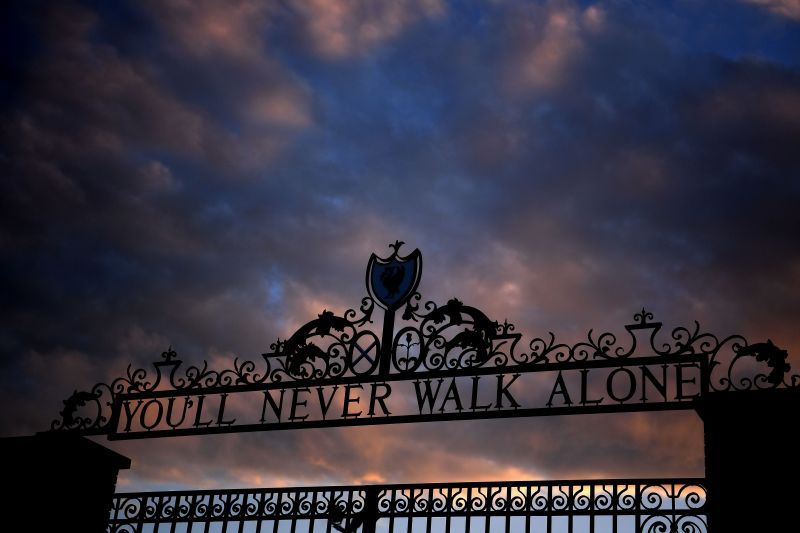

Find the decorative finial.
[
  {"left": 161, "top": 346, "right": 178, "bottom": 361},
  {"left": 633, "top": 308, "right": 654, "bottom": 325},
  {"left": 389, "top": 240, "right": 405, "bottom": 254}
]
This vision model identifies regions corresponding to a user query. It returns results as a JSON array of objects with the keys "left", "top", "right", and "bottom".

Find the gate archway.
[{"left": 45, "top": 244, "right": 799, "bottom": 532}]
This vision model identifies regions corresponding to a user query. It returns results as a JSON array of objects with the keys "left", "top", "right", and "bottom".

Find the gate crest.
[{"left": 50, "top": 243, "right": 796, "bottom": 439}]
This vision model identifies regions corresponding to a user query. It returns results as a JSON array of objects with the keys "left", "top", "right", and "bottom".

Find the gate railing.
[{"left": 108, "top": 478, "right": 707, "bottom": 533}]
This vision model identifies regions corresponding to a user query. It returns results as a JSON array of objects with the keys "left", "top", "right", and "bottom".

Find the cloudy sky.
[{"left": 1, "top": 0, "right": 799, "bottom": 492}]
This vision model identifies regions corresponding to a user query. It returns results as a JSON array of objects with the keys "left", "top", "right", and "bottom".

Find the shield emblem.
[{"left": 366, "top": 242, "right": 422, "bottom": 310}]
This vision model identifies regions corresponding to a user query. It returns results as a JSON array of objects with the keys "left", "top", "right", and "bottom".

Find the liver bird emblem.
[{"left": 379, "top": 265, "right": 405, "bottom": 298}]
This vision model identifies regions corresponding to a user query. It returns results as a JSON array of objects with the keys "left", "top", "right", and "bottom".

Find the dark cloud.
[{"left": 1, "top": 0, "right": 799, "bottom": 490}]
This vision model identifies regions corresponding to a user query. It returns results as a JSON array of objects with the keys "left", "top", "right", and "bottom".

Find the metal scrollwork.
[
  {"left": 51, "top": 243, "right": 797, "bottom": 435},
  {"left": 392, "top": 296, "right": 523, "bottom": 372},
  {"left": 108, "top": 479, "right": 708, "bottom": 532},
  {"left": 265, "top": 297, "right": 377, "bottom": 382}
]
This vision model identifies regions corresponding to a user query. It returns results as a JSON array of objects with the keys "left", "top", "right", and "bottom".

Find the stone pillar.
[
  {"left": 698, "top": 388, "right": 799, "bottom": 532},
  {"left": 0, "top": 433, "right": 130, "bottom": 532}
]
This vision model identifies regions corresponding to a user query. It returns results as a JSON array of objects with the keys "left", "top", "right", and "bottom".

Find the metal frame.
[
  {"left": 49, "top": 244, "right": 796, "bottom": 437},
  {"left": 109, "top": 478, "right": 707, "bottom": 533},
  {"left": 36, "top": 244, "right": 792, "bottom": 532}
]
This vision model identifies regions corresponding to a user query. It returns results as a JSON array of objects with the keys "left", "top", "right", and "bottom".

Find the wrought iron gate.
[
  {"left": 108, "top": 479, "right": 707, "bottom": 533},
  {"left": 43, "top": 244, "right": 793, "bottom": 532}
]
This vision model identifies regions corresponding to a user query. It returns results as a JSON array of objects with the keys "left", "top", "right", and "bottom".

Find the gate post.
[
  {"left": 361, "top": 486, "right": 380, "bottom": 533},
  {"left": 0, "top": 433, "right": 130, "bottom": 532},
  {"left": 697, "top": 387, "right": 799, "bottom": 532}
]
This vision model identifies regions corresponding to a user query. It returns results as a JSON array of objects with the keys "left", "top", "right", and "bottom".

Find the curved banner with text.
[{"left": 108, "top": 356, "right": 705, "bottom": 439}]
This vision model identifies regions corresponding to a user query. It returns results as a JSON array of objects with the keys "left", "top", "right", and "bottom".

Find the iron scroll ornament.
[
  {"left": 108, "top": 478, "right": 708, "bottom": 533},
  {"left": 51, "top": 244, "right": 798, "bottom": 434}
]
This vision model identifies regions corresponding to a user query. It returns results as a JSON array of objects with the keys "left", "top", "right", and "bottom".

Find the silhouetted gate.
[
  {"left": 47, "top": 244, "right": 795, "bottom": 532},
  {"left": 108, "top": 479, "right": 707, "bottom": 533}
]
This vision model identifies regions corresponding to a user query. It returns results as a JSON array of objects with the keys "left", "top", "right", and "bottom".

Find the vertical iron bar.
[
  {"left": 255, "top": 492, "right": 265, "bottom": 533},
  {"left": 524, "top": 486, "right": 530, "bottom": 533},
  {"left": 443, "top": 488, "right": 451, "bottom": 533},
  {"left": 504, "top": 485, "right": 511, "bottom": 533},
  {"left": 388, "top": 489, "right": 396, "bottom": 533},
  {"left": 425, "top": 487, "right": 433, "bottom": 533},
  {"left": 273, "top": 493, "right": 281, "bottom": 533},
  {"left": 567, "top": 485, "right": 572, "bottom": 533},
  {"left": 465, "top": 487, "right": 472, "bottom": 533},
  {"left": 325, "top": 491, "right": 333, "bottom": 533},
  {"left": 203, "top": 493, "right": 213, "bottom": 533},
  {"left": 634, "top": 484, "right": 642, "bottom": 533},
  {"left": 612, "top": 485, "right": 617, "bottom": 533},
  {"left": 378, "top": 309, "right": 395, "bottom": 376},
  {"left": 186, "top": 494, "right": 196, "bottom": 533},
  {"left": 309, "top": 490, "right": 318, "bottom": 533},
  {"left": 136, "top": 495, "right": 147, "bottom": 533},
  {"left": 289, "top": 491, "right": 298, "bottom": 533},
  {"left": 484, "top": 487, "right": 492, "bottom": 533},
  {"left": 169, "top": 494, "right": 178, "bottom": 533},
  {"left": 234, "top": 491, "right": 246, "bottom": 533},
  {"left": 233, "top": 495, "right": 243, "bottom": 533},
  {"left": 546, "top": 484, "right": 551, "bottom": 533},
  {"left": 363, "top": 486, "right": 379, "bottom": 533},
  {"left": 221, "top": 493, "right": 230, "bottom": 533},
  {"left": 346, "top": 490, "right": 354, "bottom": 533}
]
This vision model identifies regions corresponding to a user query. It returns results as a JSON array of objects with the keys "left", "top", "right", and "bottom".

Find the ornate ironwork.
[
  {"left": 51, "top": 243, "right": 797, "bottom": 434},
  {"left": 108, "top": 478, "right": 707, "bottom": 533}
]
